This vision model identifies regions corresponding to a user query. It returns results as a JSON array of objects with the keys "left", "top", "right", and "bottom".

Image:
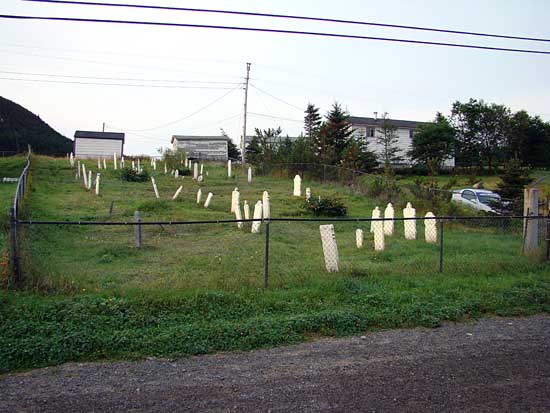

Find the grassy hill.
[
  {"left": 0, "top": 156, "right": 548, "bottom": 373},
  {"left": 0, "top": 96, "right": 72, "bottom": 156}
]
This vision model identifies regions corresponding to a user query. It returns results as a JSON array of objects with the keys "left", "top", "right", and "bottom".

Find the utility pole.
[
  {"left": 241, "top": 62, "right": 251, "bottom": 165},
  {"left": 102, "top": 122, "right": 105, "bottom": 132}
]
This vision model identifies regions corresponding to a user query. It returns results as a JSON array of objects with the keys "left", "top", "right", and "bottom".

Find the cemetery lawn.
[{"left": 0, "top": 156, "right": 549, "bottom": 373}]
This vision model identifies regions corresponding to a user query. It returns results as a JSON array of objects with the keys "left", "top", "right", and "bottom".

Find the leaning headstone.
[
  {"left": 247, "top": 167, "right": 252, "bottom": 183},
  {"left": 384, "top": 203, "right": 394, "bottom": 236},
  {"left": 95, "top": 173, "right": 101, "bottom": 196},
  {"left": 200, "top": 164, "right": 204, "bottom": 175},
  {"left": 403, "top": 202, "right": 417, "bottom": 240},
  {"left": 373, "top": 219, "right": 385, "bottom": 251},
  {"left": 319, "top": 224, "right": 339, "bottom": 272},
  {"left": 193, "top": 162, "right": 198, "bottom": 180},
  {"left": 227, "top": 160, "right": 232, "bottom": 178},
  {"left": 172, "top": 185, "right": 183, "bottom": 200},
  {"left": 306, "top": 187, "right": 311, "bottom": 201},
  {"left": 293, "top": 175, "right": 302, "bottom": 197},
  {"left": 356, "top": 229, "right": 364, "bottom": 249},
  {"left": 82, "top": 164, "right": 87, "bottom": 187},
  {"left": 151, "top": 177, "right": 160, "bottom": 199},
  {"left": 204, "top": 192, "right": 213, "bottom": 208},
  {"left": 262, "top": 191, "right": 270, "bottom": 219},
  {"left": 243, "top": 200, "right": 250, "bottom": 220},
  {"left": 425, "top": 212, "right": 437, "bottom": 243},
  {"left": 196, "top": 188, "right": 202, "bottom": 204},
  {"left": 251, "top": 201, "right": 262, "bottom": 233},
  {"left": 370, "top": 206, "right": 380, "bottom": 233}
]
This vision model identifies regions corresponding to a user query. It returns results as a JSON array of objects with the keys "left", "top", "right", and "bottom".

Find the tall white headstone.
[
  {"left": 172, "top": 186, "right": 183, "bottom": 200},
  {"left": 95, "top": 173, "right": 101, "bottom": 195},
  {"left": 262, "top": 191, "right": 270, "bottom": 219},
  {"left": 403, "top": 202, "right": 417, "bottom": 240},
  {"left": 87, "top": 170, "right": 92, "bottom": 190},
  {"left": 77, "top": 161, "right": 81, "bottom": 178},
  {"left": 82, "top": 164, "right": 87, "bottom": 187},
  {"left": 175, "top": 169, "right": 179, "bottom": 178},
  {"left": 103, "top": 158, "right": 107, "bottom": 169},
  {"left": 227, "top": 160, "right": 232, "bottom": 178},
  {"left": 164, "top": 163, "right": 168, "bottom": 174},
  {"left": 121, "top": 156, "right": 125, "bottom": 168},
  {"left": 193, "top": 162, "right": 198, "bottom": 180},
  {"left": 113, "top": 153, "right": 117, "bottom": 170},
  {"left": 97, "top": 159, "right": 101, "bottom": 170},
  {"left": 204, "top": 192, "right": 213, "bottom": 208},
  {"left": 196, "top": 188, "right": 202, "bottom": 204},
  {"left": 151, "top": 177, "right": 160, "bottom": 199},
  {"left": 293, "top": 175, "right": 302, "bottom": 197},
  {"left": 425, "top": 212, "right": 437, "bottom": 243},
  {"left": 231, "top": 187, "right": 239, "bottom": 213},
  {"left": 200, "top": 164, "right": 204, "bottom": 175},
  {"left": 370, "top": 206, "right": 380, "bottom": 233},
  {"left": 247, "top": 167, "right": 252, "bottom": 183},
  {"left": 243, "top": 200, "right": 250, "bottom": 220},
  {"left": 153, "top": 159, "right": 157, "bottom": 170},
  {"left": 251, "top": 201, "right": 263, "bottom": 233},
  {"left": 356, "top": 229, "right": 364, "bottom": 249},
  {"left": 384, "top": 203, "right": 394, "bottom": 236},
  {"left": 137, "top": 159, "right": 141, "bottom": 172},
  {"left": 373, "top": 219, "right": 385, "bottom": 251},
  {"left": 131, "top": 160, "right": 135, "bottom": 170},
  {"left": 69, "top": 153, "right": 75, "bottom": 167},
  {"left": 306, "top": 187, "right": 311, "bottom": 201},
  {"left": 319, "top": 224, "right": 339, "bottom": 272}
]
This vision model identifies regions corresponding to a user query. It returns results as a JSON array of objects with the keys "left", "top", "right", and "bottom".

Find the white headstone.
[
  {"left": 153, "top": 159, "right": 157, "bottom": 170},
  {"left": 373, "top": 219, "right": 385, "bottom": 251},
  {"left": 172, "top": 185, "right": 183, "bottom": 200},
  {"left": 175, "top": 169, "right": 179, "bottom": 178},
  {"left": 319, "top": 224, "right": 339, "bottom": 272},
  {"left": 103, "top": 158, "right": 107, "bottom": 169},
  {"left": 200, "top": 164, "right": 204, "bottom": 175},
  {"left": 87, "top": 170, "right": 92, "bottom": 190},
  {"left": 227, "top": 160, "right": 232, "bottom": 177},
  {"left": 196, "top": 188, "right": 202, "bottom": 204},
  {"left": 151, "top": 177, "right": 160, "bottom": 199},
  {"left": 247, "top": 167, "right": 252, "bottom": 183},
  {"left": 356, "top": 229, "right": 364, "bottom": 249},
  {"left": 235, "top": 202, "right": 243, "bottom": 229},
  {"left": 293, "top": 175, "right": 302, "bottom": 197},
  {"left": 82, "top": 164, "right": 87, "bottom": 187},
  {"left": 231, "top": 187, "right": 239, "bottom": 213},
  {"left": 69, "top": 153, "right": 75, "bottom": 167},
  {"left": 121, "top": 156, "right": 125, "bottom": 168},
  {"left": 251, "top": 201, "right": 262, "bottom": 233},
  {"left": 164, "top": 163, "right": 168, "bottom": 174},
  {"left": 262, "top": 191, "right": 270, "bottom": 219},
  {"left": 384, "top": 203, "right": 394, "bottom": 236},
  {"left": 204, "top": 192, "right": 213, "bottom": 208},
  {"left": 425, "top": 212, "right": 437, "bottom": 243},
  {"left": 243, "top": 200, "right": 250, "bottom": 220},
  {"left": 403, "top": 202, "right": 417, "bottom": 240},
  {"left": 97, "top": 159, "right": 101, "bottom": 170},
  {"left": 306, "top": 187, "right": 311, "bottom": 201},
  {"left": 95, "top": 173, "right": 101, "bottom": 195},
  {"left": 113, "top": 153, "right": 117, "bottom": 170},
  {"left": 193, "top": 162, "right": 198, "bottom": 180},
  {"left": 370, "top": 207, "right": 380, "bottom": 233},
  {"left": 77, "top": 160, "right": 81, "bottom": 178},
  {"left": 137, "top": 159, "right": 141, "bottom": 172}
]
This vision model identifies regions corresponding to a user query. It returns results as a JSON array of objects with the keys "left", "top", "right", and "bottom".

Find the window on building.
[
  {"left": 409, "top": 129, "right": 415, "bottom": 139},
  {"left": 366, "top": 127, "right": 375, "bottom": 137}
]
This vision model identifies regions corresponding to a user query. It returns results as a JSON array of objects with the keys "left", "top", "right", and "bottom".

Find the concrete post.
[
  {"left": 320, "top": 224, "right": 339, "bottom": 272},
  {"left": 356, "top": 229, "right": 364, "bottom": 249},
  {"left": 524, "top": 188, "right": 540, "bottom": 253}
]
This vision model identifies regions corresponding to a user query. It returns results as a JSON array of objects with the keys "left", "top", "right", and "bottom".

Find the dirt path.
[{"left": 1, "top": 315, "right": 549, "bottom": 412}]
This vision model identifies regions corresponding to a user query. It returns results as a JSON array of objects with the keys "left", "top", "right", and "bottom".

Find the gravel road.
[{"left": 1, "top": 315, "right": 549, "bottom": 412}]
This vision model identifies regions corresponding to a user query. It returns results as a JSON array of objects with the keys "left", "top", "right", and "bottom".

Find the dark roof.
[
  {"left": 172, "top": 135, "right": 230, "bottom": 143},
  {"left": 74, "top": 131, "right": 125, "bottom": 141},
  {"left": 349, "top": 116, "right": 422, "bottom": 129}
]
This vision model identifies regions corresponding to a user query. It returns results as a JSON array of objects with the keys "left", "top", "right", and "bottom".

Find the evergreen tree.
[
  {"left": 376, "top": 113, "right": 402, "bottom": 166},
  {"left": 320, "top": 102, "right": 353, "bottom": 164},
  {"left": 304, "top": 103, "right": 322, "bottom": 140},
  {"left": 221, "top": 128, "right": 241, "bottom": 161},
  {"left": 497, "top": 158, "right": 532, "bottom": 213}
]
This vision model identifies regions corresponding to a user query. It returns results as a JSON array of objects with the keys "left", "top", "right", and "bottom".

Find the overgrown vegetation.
[
  {"left": 303, "top": 194, "right": 347, "bottom": 216},
  {"left": 119, "top": 167, "right": 149, "bottom": 182}
]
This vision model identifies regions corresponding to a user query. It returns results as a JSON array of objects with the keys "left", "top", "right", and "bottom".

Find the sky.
[{"left": 0, "top": 0, "right": 549, "bottom": 155}]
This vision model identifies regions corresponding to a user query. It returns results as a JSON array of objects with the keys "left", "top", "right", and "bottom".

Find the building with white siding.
[
  {"left": 171, "top": 135, "right": 229, "bottom": 161},
  {"left": 73, "top": 131, "right": 125, "bottom": 159},
  {"left": 349, "top": 116, "right": 455, "bottom": 168}
]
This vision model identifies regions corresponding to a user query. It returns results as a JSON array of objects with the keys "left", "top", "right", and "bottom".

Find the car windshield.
[{"left": 477, "top": 194, "right": 500, "bottom": 205}]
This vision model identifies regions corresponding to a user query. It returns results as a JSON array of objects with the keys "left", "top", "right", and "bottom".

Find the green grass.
[
  {"left": 0, "top": 155, "right": 26, "bottom": 254},
  {"left": 0, "top": 155, "right": 548, "bottom": 373}
]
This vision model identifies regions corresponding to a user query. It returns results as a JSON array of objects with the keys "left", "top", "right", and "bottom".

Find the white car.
[{"left": 451, "top": 189, "right": 502, "bottom": 213}]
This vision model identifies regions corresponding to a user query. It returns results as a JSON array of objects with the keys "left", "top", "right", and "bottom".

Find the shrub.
[
  {"left": 120, "top": 167, "right": 149, "bottom": 182},
  {"left": 176, "top": 167, "right": 191, "bottom": 176},
  {"left": 303, "top": 194, "right": 347, "bottom": 217}
]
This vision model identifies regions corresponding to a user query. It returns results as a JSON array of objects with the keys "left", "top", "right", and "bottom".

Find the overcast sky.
[{"left": 1, "top": 0, "right": 549, "bottom": 155}]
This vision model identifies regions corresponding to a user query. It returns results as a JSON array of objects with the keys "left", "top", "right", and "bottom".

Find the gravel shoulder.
[{"left": 1, "top": 315, "right": 550, "bottom": 412}]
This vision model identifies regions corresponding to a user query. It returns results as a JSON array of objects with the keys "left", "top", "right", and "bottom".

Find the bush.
[
  {"left": 120, "top": 167, "right": 149, "bottom": 182},
  {"left": 177, "top": 167, "right": 191, "bottom": 176},
  {"left": 303, "top": 194, "right": 347, "bottom": 217}
]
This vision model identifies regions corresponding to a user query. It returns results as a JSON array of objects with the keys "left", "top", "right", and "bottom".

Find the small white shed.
[{"left": 74, "top": 131, "right": 125, "bottom": 159}]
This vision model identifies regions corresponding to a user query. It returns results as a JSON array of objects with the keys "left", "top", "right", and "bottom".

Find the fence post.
[
  {"left": 546, "top": 214, "right": 550, "bottom": 262},
  {"left": 109, "top": 200, "right": 115, "bottom": 218},
  {"left": 134, "top": 210, "right": 142, "bottom": 248},
  {"left": 264, "top": 219, "right": 270, "bottom": 289},
  {"left": 9, "top": 207, "right": 19, "bottom": 285},
  {"left": 439, "top": 218, "right": 444, "bottom": 273}
]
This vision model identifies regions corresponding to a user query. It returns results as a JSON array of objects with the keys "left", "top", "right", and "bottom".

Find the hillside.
[{"left": 0, "top": 96, "right": 72, "bottom": 156}]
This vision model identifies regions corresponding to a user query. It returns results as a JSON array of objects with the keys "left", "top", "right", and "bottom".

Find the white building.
[
  {"left": 73, "top": 131, "right": 125, "bottom": 159},
  {"left": 349, "top": 116, "right": 455, "bottom": 168},
  {"left": 171, "top": 135, "right": 229, "bottom": 161}
]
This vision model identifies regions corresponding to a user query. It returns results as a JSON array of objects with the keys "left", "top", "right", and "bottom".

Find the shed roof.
[
  {"left": 74, "top": 131, "right": 125, "bottom": 141},
  {"left": 349, "top": 116, "right": 421, "bottom": 129}
]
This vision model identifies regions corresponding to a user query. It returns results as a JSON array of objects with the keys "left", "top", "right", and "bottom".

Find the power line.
[
  {"left": 0, "top": 76, "right": 238, "bottom": 89},
  {"left": 249, "top": 112, "right": 303, "bottom": 123},
  {"left": 1, "top": 14, "right": 549, "bottom": 55},
  {"left": 250, "top": 84, "right": 303, "bottom": 111},
  {"left": 124, "top": 85, "right": 241, "bottom": 132},
  {"left": 22, "top": 0, "right": 550, "bottom": 43},
  {"left": 0, "top": 69, "right": 243, "bottom": 84}
]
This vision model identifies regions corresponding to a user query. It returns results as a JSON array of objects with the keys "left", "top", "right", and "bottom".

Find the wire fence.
[{"left": 11, "top": 214, "right": 550, "bottom": 291}]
